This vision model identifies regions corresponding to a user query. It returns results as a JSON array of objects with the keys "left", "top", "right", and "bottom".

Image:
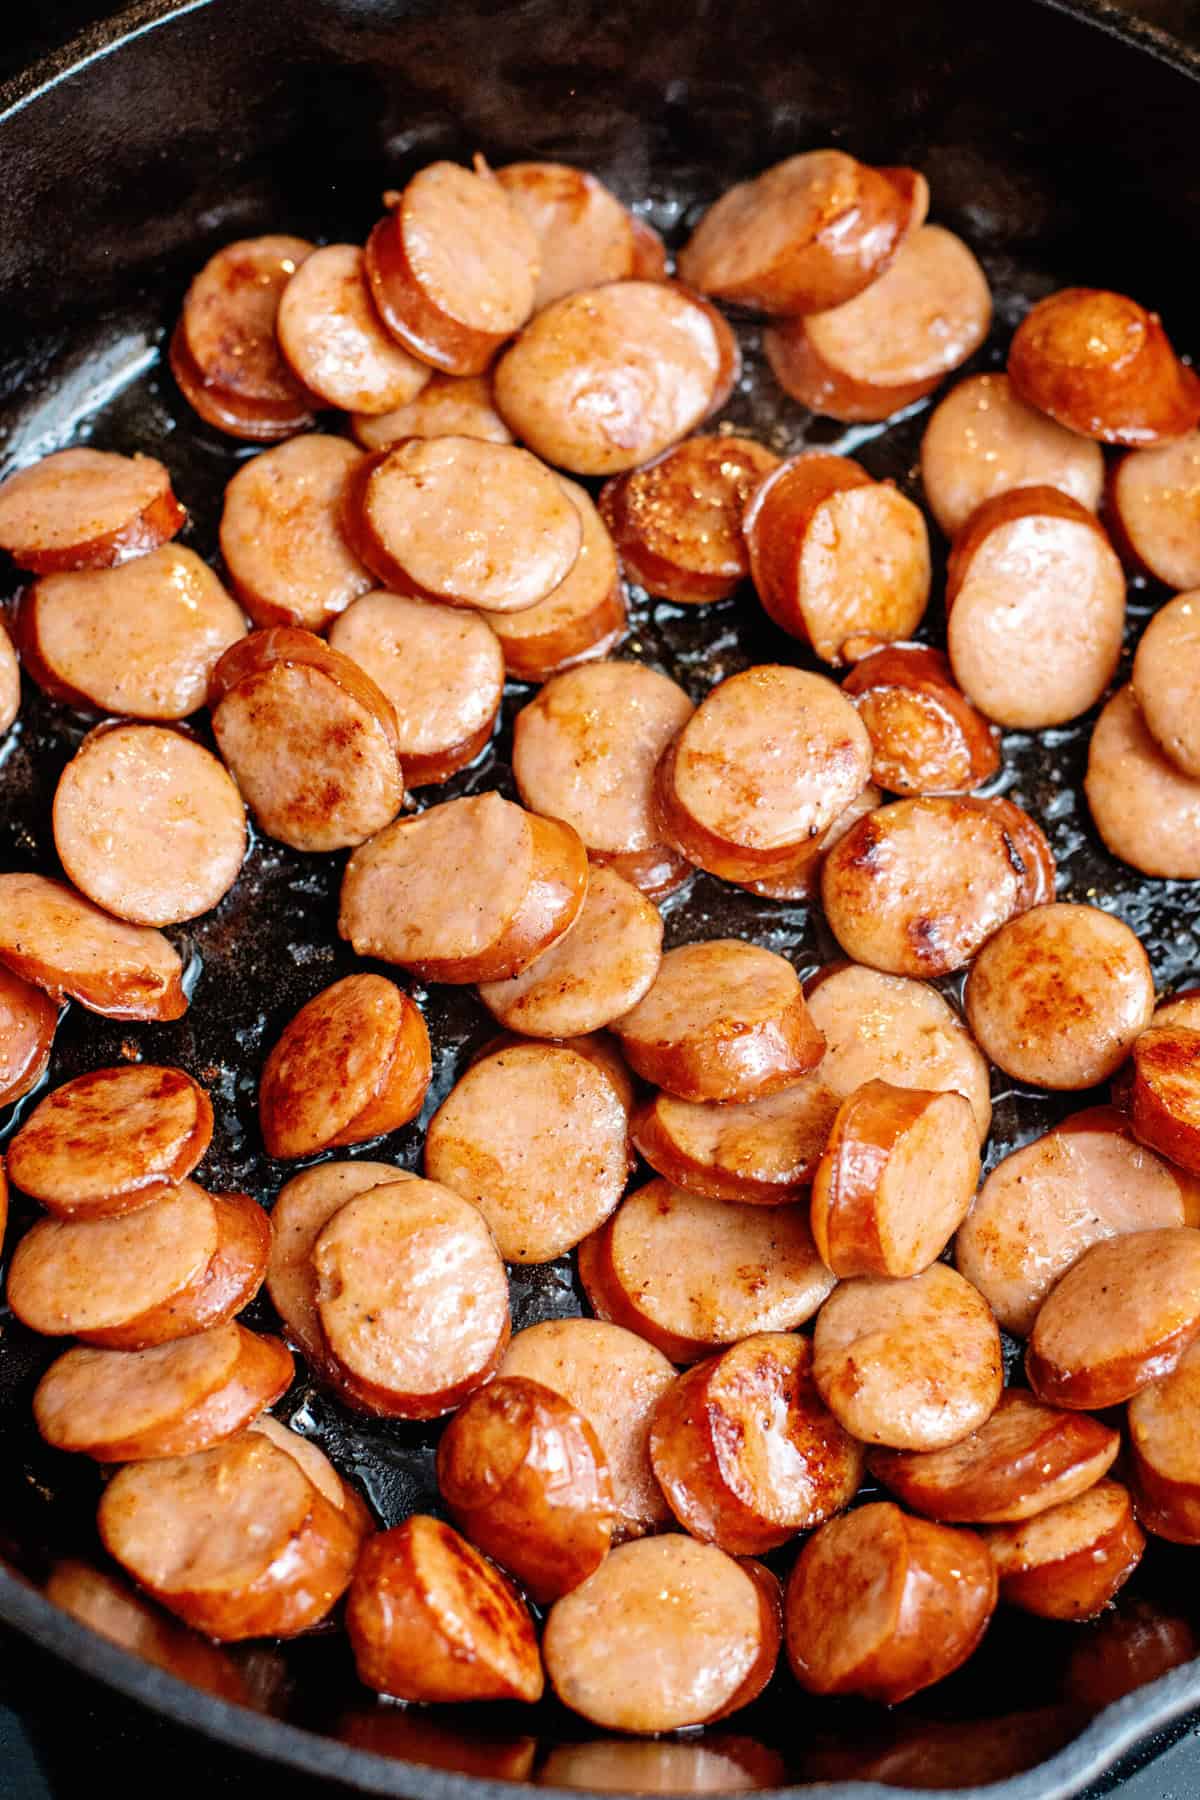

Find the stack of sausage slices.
[{"left": 2, "top": 141, "right": 1200, "bottom": 1739}]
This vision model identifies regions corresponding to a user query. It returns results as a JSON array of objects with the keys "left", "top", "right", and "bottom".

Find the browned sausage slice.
[
  {"left": 85, "top": 1188, "right": 269, "bottom": 1350},
  {"left": 176, "top": 236, "right": 316, "bottom": 440},
  {"left": 328, "top": 591, "right": 502, "bottom": 786},
  {"left": 981, "top": 1481, "right": 1144, "bottom": 1620},
  {"left": 313, "top": 1177, "right": 509, "bottom": 1417},
  {"left": 612, "top": 939, "right": 823, "bottom": 1103},
  {"left": 784, "top": 1501, "right": 996, "bottom": 1703},
  {"left": 437, "top": 1375, "right": 615, "bottom": 1602},
  {"left": 350, "top": 372, "right": 513, "bottom": 452},
  {"left": 0, "top": 965, "right": 56, "bottom": 1107},
  {"left": 814, "top": 1263, "right": 1003, "bottom": 1450},
  {"left": 1008, "top": 287, "right": 1200, "bottom": 446},
  {"left": 217, "top": 436, "right": 373, "bottom": 632},
  {"left": 339, "top": 791, "right": 587, "bottom": 982},
  {"left": 512, "top": 661, "right": 694, "bottom": 897},
  {"left": 276, "top": 243, "right": 431, "bottom": 413},
  {"left": 209, "top": 627, "right": 402, "bottom": 852},
  {"left": 53, "top": 723, "right": 246, "bottom": 925},
  {"left": 8, "top": 1065, "right": 213, "bottom": 1219},
  {"left": 0, "top": 873, "right": 186, "bottom": 1022},
  {"left": 425, "top": 1039, "right": 631, "bottom": 1262},
  {"left": 99, "top": 1431, "right": 364, "bottom": 1640},
  {"left": 869, "top": 1389, "right": 1120, "bottom": 1524},
  {"left": 1129, "top": 1337, "right": 1200, "bottom": 1542},
  {"left": 0, "top": 621, "right": 17, "bottom": 737},
  {"left": 920, "top": 371, "right": 1105, "bottom": 538},
  {"left": 1132, "top": 590, "right": 1200, "bottom": 778},
  {"left": 956, "top": 1108, "right": 1191, "bottom": 1337},
  {"left": 811, "top": 1080, "right": 979, "bottom": 1278},
  {"left": 649, "top": 1334, "right": 863, "bottom": 1554},
  {"left": 632, "top": 1077, "right": 838, "bottom": 1206},
  {"left": 946, "top": 488, "right": 1125, "bottom": 729},
  {"left": 805, "top": 962, "right": 992, "bottom": 1140},
  {"left": 1028, "top": 1227, "right": 1200, "bottom": 1408},
  {"left": 483, "top": 478, "right": 626, "bottom": 683},
  {"left": 495, "top": 162, "right": 636, "bottom": 307},
  {"left": 259, "top": 974, "right": 430, "bottom": 1159},
  {"left": 965, "top": 903, "right": 1154, "bottom": 1090},
  {"left": 1110, "top": 433, "right": 1200, "bottom": 591},
  {"left": 499, "top": 1319, "right": 675, "bottom": 1539},
  {"left": 347, "top": 1515, "right": 543, "bottom": 1702},
  {"left": 821, "top": 794, "right": 1055, "bottom": 978},
  {"left": 17, "top": 546, "right": 246, "bottom": 719},
  {"left": 599, "top": 437, "right": 781, "bottom": 605},
  {"left": 493, "top": 281, "right": 735, "bottom": 475},
  {"left": 842, "top": 643, "right": 999, "bottom": 796},
  {"left": 1129, "top": 1024, "right": 1200, "bottom": 1174},
  {"left": 543, "top": 1537, "right": 777, "bottom": 1732},
  {"left": 0, "top": 448, "right": 185, "bottom": 573},
  {"left": 364, "top": 163, "right": 540, "bottom": 376},
  {"left": 765, "top": 226, "right": 992, "bottom": 423},
  {"left": 1086, "top": 684, "right": 1200, "bottom": 879},
  {"left": 579, "top": 1178, "right": 835, "bottom": 1362},
  {"left": 343, "top": 436, "right": 581, "bottom": 612},
  {"left": 744, "top": 455, "right": 930, "bottom": 661},
  {"left": 169, "top": 323, "right": 315, "bottom": 443},
  {"left": 34, "top": 1322, "right": 292, "bottom": 1461},
  {"left": 677, "top": 151, "right": 916, "bottom": 315},
  {"left": 628, "top": 215, "right": 670, "bottom": 282}
]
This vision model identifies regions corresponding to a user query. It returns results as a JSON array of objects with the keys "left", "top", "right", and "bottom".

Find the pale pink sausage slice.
[
  {"left": 482, "top": 478, "right": 626, "bottom": 683},
  {"left": 176, "top": 235, "right": 316, "bottom": 441},
  {"left": 209, "top": 627, "right": 402, "bottom": 852},
  {"left": 477, "top": 864, "right": 661, "bottom": 1037},
  {"left": 946, "top": 487, "right": 1125, "bottom": 729},
  {"left": 18, "top": 546, "right": 246, "bottom": 719},
  {"left": 328, "top": 591, "right": 502, "bottom": 786},
  {"left": 350, "top": 372, "right": 513, "bottom": 452},
  {"left": 500, "top": 1319, "right": 675, "bottom": 1539},
  {"left": 0, "top": 873, "right": 186, "bottom": 1021},
  {"left": 424, "top": 1040, "right": 631, "bottom": 1262},
  {"left": 276, "top": 243, "right": 430, "bottom": 413},
  {"left": 0, "top": 448, "right": 185, "bottom": 573},
  {"left": 632, "top": 1076, "right": 840, "bottom": 1206},
  {"left": 0, "top": 965, "right": 57, "bottom": 1107},
  {"left": 765, "top": 226, "right": 992, "bottom": 423},
  {"left": 1129, "top": 1338, "right": 1200, "bottom": 1542},
  {"left": 248, "top": 1415, "right": 371, "bottom": 1522},
  {"left": 0, "top": 621, "right": 17, "bottom": 736},
  {"left": 1132, "top": 591, "right": 1200, "bottom": 778},
  {"left": 495, "top": 162, "right": 636, "bottom": 307},
  {"left": 813, "top": 1263, "right": 1003, "bottom": 1450},
  {"left": 53, "top": 723, "right": 246, "bottom": 926},
  {"left": 493, "top": 281, "right": 736, "bottom": 476},
  {"left": 543, "top": 1537, "right": 776, "bottom": 1732},
  {"left": 1086, "top": 684, "right": 1200, "bottom": 878},
  {"left": 981, "top": 1481, "right": 1144, "bottom": 1620},
  {"left": 313, "top": 1177, "right": 510, "bottom": 1417},
  {"left": 920, "top": 372, "right": 1105, "bottom": 538},
  {"left": 956, "top": 1107, "right": 1191, "bottom": 1337},
  {"left": 217, "top": 436, "right": 373, "bottom": 632},
  {"left": 338, "top": 790, "right": 587, "bottom": 982},
  {"left": 1110, "top": 432, "right": 1200, "bottom": 591}
]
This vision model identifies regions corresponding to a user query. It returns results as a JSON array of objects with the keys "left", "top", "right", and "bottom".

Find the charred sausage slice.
[{"left": 842, "top": 643, "right": 999, "bottom": 797}]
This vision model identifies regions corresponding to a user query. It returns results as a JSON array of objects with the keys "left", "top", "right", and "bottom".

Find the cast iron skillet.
[{"left": 3, "top": 0, "right": 1200, "bottom": 1793}]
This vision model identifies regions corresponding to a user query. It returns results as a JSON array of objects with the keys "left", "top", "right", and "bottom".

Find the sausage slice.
[
  {"left": 813, "top": 1263, "right": 1003, "bottom": 1450},
  {"left": 629, "top": 214, "right": 670, "bottom": 281},
  {"left": 34, "top": 1322, "right": 292, "bottom": 1462},
  {"left": 1008, "top": 287, "right": 1200, "bottom": 446},
  {"left": 248, "top": 1414, "right": 372, "bottom": 1524},
  {"left": 259, "top": 974, "right": 430, "bottom": 1158},
  {"left": 0, "top": 448, "right": 185, "bottom": 573},
  {"left": 785, "top": 1501, "right": 996, "bottom": 1703},
  {"left": 313, "top": 1177, "right": 509, "bottom": 1417},
  {"left": 350, "top": 372, "right": 513, "bottom": 452},
  {"left": 53, "top": 723, "right": 246, "bottom": 926},
  {"left": 276, "top": 243, "right": 431, "bottom": 413},
  {"left": 810, "top": 1080, "right": 979, "bottom": 1278},
  {"left": 744, "top": 455, "right": 930, "bottom": 661},
  {"left": 437, "top": 1375, "right": 615, "bottom": 1602},
  {"left": 209, "top": 626, "right": 402, "bottom": 852},
  {"left": 339, "top": 790, "right": 587, "bottom": 982},
  {"left": 842, "top": 643, "right": 999, "bottom": 796},
  {"left": 0, "top": 965, "right": 57, "bottom": 1107},
  {"left": 958, "top": 1108, "right": 1192, "bottom": 1337},
  {"left": 632, "top": 1075, "right": 839, "bottom": 1207},
  {"left": 99, "top": 1431, "right": 364, "bottom": 1639},
  {"left": 425, "top": 1039, "right": 631, "bottom": 1262},
  {"left": 869, "top": 1389, "right": 1120, "bottom": 1524},
  {"left": 176, "top": 235, "right": 316, "bottom": 441},
  {"left": 347, "top": 1515, "right": 543, "bottom": 1702},
  {"left": 920, "top": 371, "right": 1104, "bottom": 538},
  {"left": 1086, "top": 684, "right": 1200, "bottom": 879},
  {"left": 8, "top": 1065, "right": 213, "bottom": 1219},
  {"left": 482, "top": 477, "right": 626, "bottom": 683},
  {"left": 1110, "top": 433, "right": 1200, "bottom": 591},
  {"left": 981, "top": 1481, "right": 1144, "bottom": 1620},
  {"left": 495, "top": 162, "right": 636, "bottom": 307},
  {"left": 1132, "top": 590, "right": 1200, "bottom": 778},
  {"left": 0, "top": 873, "right": 186, "bottom": 1022},
  {"left": 1129, "top": 1025, "right": 1200, "bottom": 1174},
  {"left": 765, "top": 226, "right": 992, "bottom": 423},
  {"left": 543, "top": 1537, "right": 777, "bottom": 1732},
  {"left": 649, "top": 1334, "right": 863, "bottom": 1554},
  {"left": 364, "top": 162, "right": 540, "bottom": 375},
  {"left": 1129, "top": 1337, "right": 1200, "bottom": 1543},
  {"left": 217, "top": 435, "right": 372, "bottom": 632},
  {"left": 946, "top": 487, "right": 1125, "bottom": 729},
  {"left": 18, "top": 546, "right": 246, "bottom": 718}
]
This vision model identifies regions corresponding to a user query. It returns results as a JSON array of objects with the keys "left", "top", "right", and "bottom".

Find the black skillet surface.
[{"left": 4, "top": 0, "right": 1200, "bottom": 1794}]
